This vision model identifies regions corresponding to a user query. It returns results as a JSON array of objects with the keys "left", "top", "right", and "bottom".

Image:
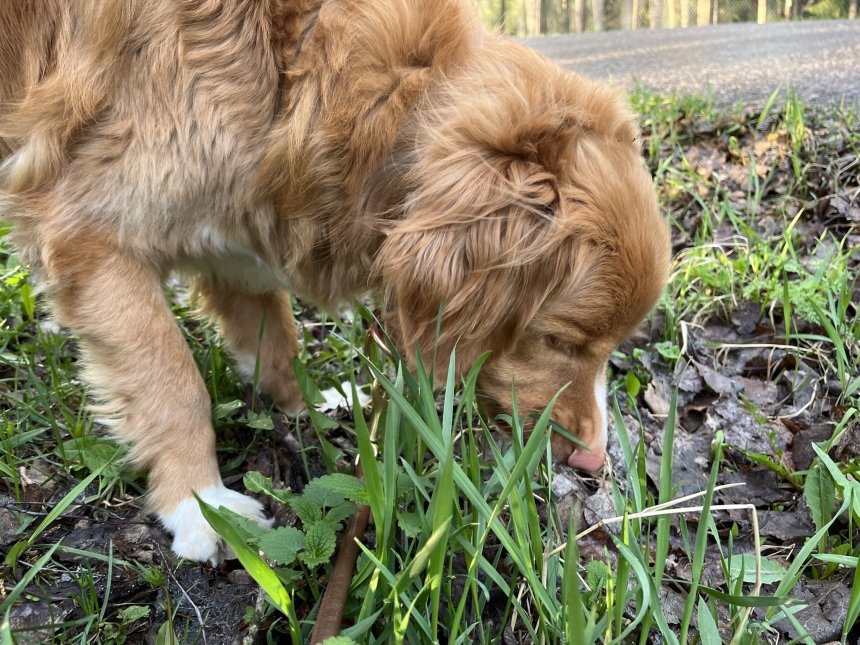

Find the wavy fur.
[{"left": 1, "top": 0, "right": 670, "bottom": 557}]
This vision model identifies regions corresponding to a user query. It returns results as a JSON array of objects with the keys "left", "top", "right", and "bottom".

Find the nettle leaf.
[
  {"left": 804, "top": 463, "right": 836, "bottom": 533},
  {"left": 324, "top": 501, "right": 358, "bottom": 527},
  {"left": 258, "top": 527, "right": 305, "bottom": 565},
  {"left": 321, "top": 638, "right": 358, "bottom": 645},
  {"left": 312, "top": 473, "right": 368, "bottom": 504},
  {"left": 299, "top": 521, "right": 338, "bottom": 567},
  {"left": 289, "top": 496, "right": 323, "bottom": 525},
  {"left": 397, "top": 511, "right": 423, "bottom": 538},
  {"left": 586, "top": 559, "right": 609, "bottom": 591},
  {"left": 396, "top": 472, "right": 415, "bottom": 501},
  {"left": 117, "top": 605, "right": 151, "bottom": 624},
  {"left": 367, "top": 465, "right": 414, "bottom": 502},
  {"left": 302, "top": 478, "right": 350, "bottom": 509},
  {"left": 244, "top": 471, "right": 292, "bottom": 504}
]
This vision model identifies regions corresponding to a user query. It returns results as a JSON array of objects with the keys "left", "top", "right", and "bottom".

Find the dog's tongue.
[{"left": 567, "top": 447, "right": 605, "bottom": 473}]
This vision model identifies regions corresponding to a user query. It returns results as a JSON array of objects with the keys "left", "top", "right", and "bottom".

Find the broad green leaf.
[
  {"left": 625, "top": 371, "right": 641, "bottom": 398},
  {"left": 258, "top": 527, "right": 305, "bottom": 565},
  {"left": 324, "top": 501, "right": 359, "bottom": 527},
  {"left": 804, "top": 463, "right": 836, "bottom": 532},
  {"left": 212, "top": 399, "right": 244, "bottom": 420},
  {"left": 289, "top": 496, "right": 323, "bottom": 524},
  {"left": 396, "top": 511, "right": 423, "bottom": 538},
  {"left": 117, "top": 605, "right": 151, "bottom": 623},
  {"left": 60, "top": 438, "right": 123, "bottom": 479},
  {"left": 302, "top": 477, "right": 351, "bottom": 509},
  {"left": 654, "top": 340, "right": 682, "bottom": 361},
  {"left": 300, "top": 521, "right": 338, "bottom": 567},
  {"left": 243, "top": 471, "right": 292, "bottom": 504},
  {"left": 697, "top": 598, "right": 721, "bottom": 645},
  {"left": 154, "top": 621, "right": 177, "bottom": 645},
  {"left": 312, "top": 473, "right": 368, "bottom": 504},
  {"left": 729, "top": 554, "right": 787, "bottom": 584},
  {"left": 244, "top": 410, "right": 274, "bottom": 430}
]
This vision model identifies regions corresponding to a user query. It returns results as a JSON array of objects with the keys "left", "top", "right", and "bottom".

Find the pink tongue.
[{"left": 567, "top": 447, "right": 605, "bottom": 473}]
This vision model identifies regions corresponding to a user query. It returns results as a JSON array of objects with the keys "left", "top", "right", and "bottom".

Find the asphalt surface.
[{"left": 523, "top": 20, "right": 860, "bottom": 108}]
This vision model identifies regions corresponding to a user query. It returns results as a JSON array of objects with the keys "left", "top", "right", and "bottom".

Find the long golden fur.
[{"left": 1, "top": 0, "right": 670, "bottom": 560}]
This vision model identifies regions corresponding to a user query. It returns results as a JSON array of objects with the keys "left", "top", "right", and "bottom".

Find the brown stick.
[
  {"left": 309, "top": 503, "right": 371, "bottom": 644},
  {"left": 310, "top": 328, "right": 387, "bottom": 643}
]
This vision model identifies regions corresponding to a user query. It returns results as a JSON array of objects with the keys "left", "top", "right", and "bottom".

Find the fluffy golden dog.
[{"left": 1, "top": 0, "right": 670, "bottom": 562}]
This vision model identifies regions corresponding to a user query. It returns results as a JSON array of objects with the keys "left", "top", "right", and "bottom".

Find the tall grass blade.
[
  {"left": 197, "top": 498, "right": 301, "bottom": 644},
  {"left": 679, "top": 432, "right": 723, "bottom": 644}
]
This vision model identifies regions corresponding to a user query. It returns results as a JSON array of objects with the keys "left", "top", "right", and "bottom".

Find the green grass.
[{"left": 1, "top": 87, "right": 859, "bottom": 643}]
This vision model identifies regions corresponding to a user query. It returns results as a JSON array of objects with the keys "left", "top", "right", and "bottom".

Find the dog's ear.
[
  {"left": 375, "top": 144, "right": 577, "bottom": 376},
  {"left": 374, "top": 54, "right": 643, "bottom": 376}
]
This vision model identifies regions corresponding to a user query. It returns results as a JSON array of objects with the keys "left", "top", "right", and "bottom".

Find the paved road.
[{"left": 523, "top": 20, "right": 860, "bottom": 108}]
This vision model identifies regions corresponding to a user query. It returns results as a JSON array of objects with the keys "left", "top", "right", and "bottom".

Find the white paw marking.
[
  {"left": 317, "top": 382, "right": 371, "bottom": 413},
  {"left": 234, "top": 354, "right": 259, "bottom": 382},
  {"left": 159, "top": 483, "right": 273, "bottom": 564}
]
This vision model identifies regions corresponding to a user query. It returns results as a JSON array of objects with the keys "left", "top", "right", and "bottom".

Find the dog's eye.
[{"left": 545, "top": 334, "right": 575, "bottom": 358}]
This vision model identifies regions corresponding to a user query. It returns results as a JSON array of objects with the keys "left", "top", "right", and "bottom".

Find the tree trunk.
[
  {"left": 711, "top": 0, "right": 719, "bottom": 24},
  {"left": 591, "top": 0, "right": 605, "bottom": 30},
  {"left": 681, "top": 0, "right": 689, "bottom": 26},
  {"left": 757, "top": 0, "right": 767, "bottom": 22},
  {"left": 667, "top": 0, "right": 677, "bottom": 27},
  {"left": 498, "top": 0, "right": 507, "bottom": 32},
  {"left": 849, "top": 0, "right": 857, "bottom": 19},
  {"left": 575, "top": 0, "right": 586, "bottom": 31},
  {"left": 697, "top": 0, "right": 710, "bottom": 23},
  {"left": 540, "top": 0, "right": 551, "bottom": 33},
  {"left": 649, "top": 0, "right": 656, "bottom": 27},
  {"left": 621, "top": 0, "right": 636, "bottom": 28}
]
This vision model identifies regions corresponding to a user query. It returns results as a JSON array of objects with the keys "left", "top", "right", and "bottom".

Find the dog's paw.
[{"left": 158, "top": 484, "right": 273, "bottom": 564}]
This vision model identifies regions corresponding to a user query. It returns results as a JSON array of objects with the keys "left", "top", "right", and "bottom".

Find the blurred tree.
[{"left": 477, "top": 0, "right": 856, "bottom": 33}]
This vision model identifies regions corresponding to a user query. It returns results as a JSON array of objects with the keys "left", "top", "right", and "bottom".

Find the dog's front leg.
[{"left": 44, "top": 229, "right": 271, "bottom": 563}]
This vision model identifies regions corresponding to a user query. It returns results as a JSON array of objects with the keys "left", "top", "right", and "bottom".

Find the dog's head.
[{"left": 375, "top": 44, "right": 670, "bottom": 471}]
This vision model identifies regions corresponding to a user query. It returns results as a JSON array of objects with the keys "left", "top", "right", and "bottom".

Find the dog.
[{"left": 0, "top": 0, "right": 670, "bottom": 562}]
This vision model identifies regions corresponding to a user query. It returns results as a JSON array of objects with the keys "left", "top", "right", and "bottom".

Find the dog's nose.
[
  {"left": 567, "top": 445, "right": 605, "bottom": 472},
  {"left": 563, "top": 373, "right": 608, "bottom": 473}
]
